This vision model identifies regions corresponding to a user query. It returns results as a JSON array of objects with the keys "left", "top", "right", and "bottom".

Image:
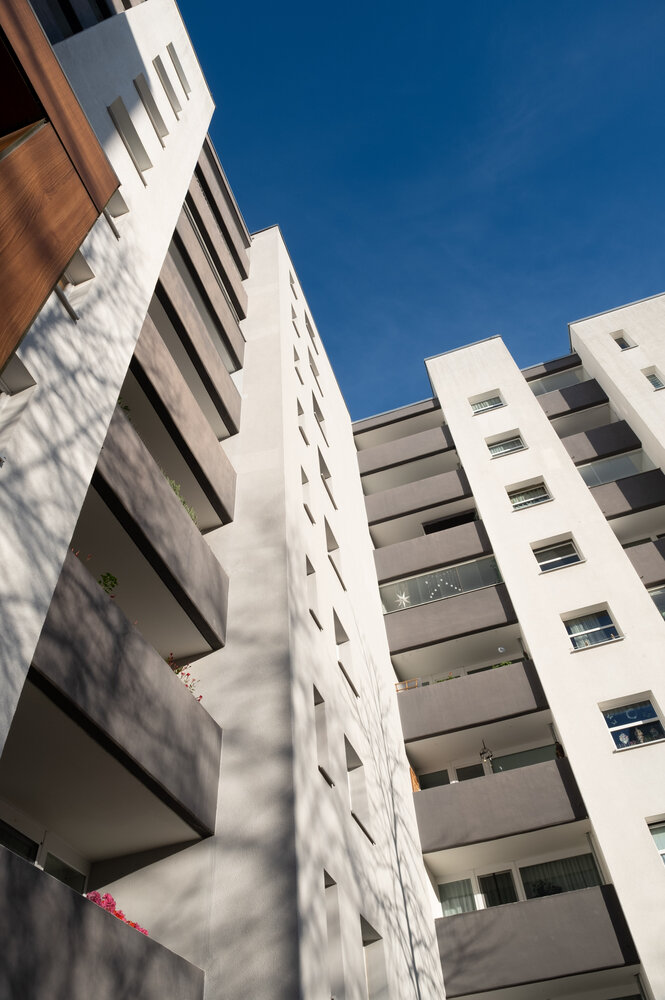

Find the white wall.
[
  {"left": 426, "top": 336, "right": 665, "bottom": 999},
  {"left": 0, "top": 0, "right": 213, "bottom": 745}
]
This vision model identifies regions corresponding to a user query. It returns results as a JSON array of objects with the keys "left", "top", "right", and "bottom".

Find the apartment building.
[
  {"left": 355, "top": 294, "right": 665, "bottom": 1000},
  {"left": 0, "top": 1, "right": 444, "bottom": 997}
]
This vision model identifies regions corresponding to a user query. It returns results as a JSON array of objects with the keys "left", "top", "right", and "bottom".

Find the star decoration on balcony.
[{"left": 395, "top": 591, "right": 411, "bottom": 609}]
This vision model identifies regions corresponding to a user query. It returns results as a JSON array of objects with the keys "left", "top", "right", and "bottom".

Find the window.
[
  {"left": 306, "top": 557, "right": 322, "bottom": 629},
  {"left": 578, "top": 450, "right": 652, "bottom": 487},
  {"left": 439, "top": 878, "right": 475, "bottom": 917},
  {"left": 379, "top": 555, "right": 502, "bottom": 614},
  {"left": 649, "top": 822, "right": 665, "bottom": 864},
  {"left": 312, "top": 393, "right": 327, "bottom": 444},
  {"left": 455, "top": 762, "right": 484, "bottom": 782},
  {"left": 602, "top": 700, "right": 665, "bottom": 749},
  {"left": 613, "top": 333, "right": 632, "bottom": 350},
  {"left": 297, "top": 400, "right": 309, "bottom": 445},
  {"left": 519, "top": 853, "right": 600, "bottom": 898},
  {"left": 153, "top": 55, "right": 182, "bottom": 117},
  {"left": 305, "top": 314, "right": 319, "bottom": 353},
  {"left": 471, "top": 394, "right": 503, "bottom": 413},
  {"left": 417, "top": 768, "right": 449, "bottom": 790},
  {"left": 301, "top": 468, "right": 315, "bottom": 523},
  {"left": 564, "top": 609, "right": 619, "bottom": 649},
  {"left": 289, "top": 271, "right": 297, "bottom": 298},
  {"left": 528, "top": 367, "right": 584, "bottom": 396},
  {"left": 108, "top": 96, "right": 153, "bottom": 182},
  {"left": 649, "top": 586, "right": 665, "bottom": 619},
  {"left": 166, "top": 42, "right": 191, "bottom": 97},
  {"left": 488, "top": 435, "right": 524, "bottom": 457},
  {"left": 533, "top": 540, "right": 581, "bottom": 572},
  {"left": 319, "top": 450, "right": 336, "bottom": 509},
  {"left": 423, "top": 508, "right": 477, "bottom": 534},
  {"left": 314, "top": 687, "right": 333, "bottom": 786},
  {"left": 478, "top": 870, "right": 518, "bottom": 907},
  {"left": 508, "top": 483, "right": 551, "bottom": 510},
  {"left": 491, "top": 744, "right": 557, "bottom": 773},
  {"left": 133, "top": 73, "right": 169, "bottom": 146},
  {"left": 345, "top": 738, "right": 373, "bottom": 841},
  {"left": 0, "top": 816, "right": 38, "bottom": 863},
  {"left": 645, "top": 370, "right": 665, "bottom": 390},
  {"left": 361, "top": 917, "right": 388, "bottom": 999},
  {"left": 325, "top": 519, "right": 345, "bottom": 589}
]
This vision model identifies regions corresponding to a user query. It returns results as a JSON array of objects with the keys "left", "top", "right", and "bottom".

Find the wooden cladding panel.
[
  {"left": 0, "top": 123, "right": 97, "bottom": 369},
  {"left": 0, "top": 0, "right": 118, "bottom": 211}
]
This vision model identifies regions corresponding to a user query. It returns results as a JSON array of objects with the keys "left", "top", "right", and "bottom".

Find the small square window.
[
  {"left": 471, "top": 394, "right": 503, "bottom": 414},
  {"left": 602, "top": 700, "right": 665, "bottom": 749},
  {"left": 508, "top": 483, "right": 551, "bottom": 510},
  {"left": 564, "top": 609, "right": 619, "bottom": 649},
  {"left": 488, "top": 435, "right": 525, "bottom": 457},
  {"left": 612, "top": 331, "right": 633, "bottom": 350},
  {"left": 649, "top": 821, "right": 665, "bottom": 864},
  {"left": 533, "top": 539, "right": 581, "bottom": 572},
  {"left": 646, "top": 370, "right": 665, "bottom": 390}
]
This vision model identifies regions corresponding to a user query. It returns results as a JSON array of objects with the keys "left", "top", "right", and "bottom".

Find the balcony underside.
[
  {"left": 537, "top": 379, "right": 608, "bottom": 419},
  {"left": 375, "top": 521, "right": 491, "bottom": 585}
]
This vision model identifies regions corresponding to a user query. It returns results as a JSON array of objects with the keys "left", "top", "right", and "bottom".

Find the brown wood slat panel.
[
  {"left": 0, "top": 123, "right": 97, "bottom": 368},
  {"left": 0, "top": 0, "right": 118, "bottom": 211}
]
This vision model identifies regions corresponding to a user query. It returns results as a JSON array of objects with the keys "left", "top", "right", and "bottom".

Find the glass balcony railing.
[{"left": 381, "top": 555, "right": 502, "bottom": 614}]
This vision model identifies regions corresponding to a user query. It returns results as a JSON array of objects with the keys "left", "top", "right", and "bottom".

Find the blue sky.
[{"left": 179, "top": 0, "right": 665, "bottom": 420}]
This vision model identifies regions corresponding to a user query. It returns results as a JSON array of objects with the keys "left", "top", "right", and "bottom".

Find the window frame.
[
  {"left": 508, "top": 483, "right": 551, "bottom": 510},
  {"left": 533, "top": 539, "right": 581, "bottom": 573},
  {"left": 649, "top": 821, "right": 665, "bottom": 865},
  {"left": 601, "top": 699, "right": 665, "bottom": 750},
  {"left": 563, "top": 609, "right": 620, "bottom": 650},
  {"left": 471, "top": 394, "right": 504, "bottom": 414},
  {"left": 488, "top": 435, "right": 525, "bottom": 458}
]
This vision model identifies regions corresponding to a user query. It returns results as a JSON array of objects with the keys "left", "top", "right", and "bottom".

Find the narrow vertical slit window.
[
  {"left": 301, "top": 467, "right": 315, "bottom": 523},
  {"left": 314, "top": 688, "right": 334, "bottom": 785},
  {"left": 324, "top": 874, "right": 345, "bottom": 997},
  {"left": 345, "top": 738, "right": 373, "bottom": 841},
  {"left": 305, "top": 313, "right": 319, "bottom": 353},
  {"left": 134, "top": 73, "right": 169, "bottom": 146},
  {"left": 298, "top": 400, "right": 309, "bottom": 445},
  {"left": 166, "top": 42, "right": 192, "bottom": 97},
  {"left": 108, "top": 96, "right": 153, "bottom": 182},
  {"left": 312, "top": 393, "right": 328, "bottom": 445},
  {"left": 360, "top": 917, "right": 387, "bottom": 998},
  {"left": 644, "top": 368, "right": 665, "bottom": 390},
  {"left": 334, "top": 612, "right": 359, "bottom": 698},
  {"left": 306, "top": 557, "right": 322, "bottom": 629},
  {"left": 153, "top": 55, "right": 182, "bottom": 118},
  {"left": 325, "top": 519, "right": 345, "bottom": 589},
  {"left": 319, "top": 450, "right": 337, "bottom": 509}
]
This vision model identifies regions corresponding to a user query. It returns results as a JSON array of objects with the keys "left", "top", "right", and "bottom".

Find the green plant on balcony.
[
  {"left": 97, "top": 572, "right": 118, "bottom": 598},
  {"left": 166, "top": 651, "right": 203, "bottom": 702},
  {"left": 117, "top": 395, "right": 132, "bottom": 422},
  {"left": 163, "top": 474, "right": 198, "bottom": 526}
]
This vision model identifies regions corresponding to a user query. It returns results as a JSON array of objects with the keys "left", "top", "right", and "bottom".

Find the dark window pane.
[
  {"left": 418, "top": 769, "right": 450, "bottom": 790},
  {"left": 478, "top": 870, "right": 517, "bottom": 908},
  {"left": 0, "top": 817, "right": 38, "bottom": 863},
  {"left": 44, "top": 853, "right": 86, "bottom": 893},
  {"left": 520, "top": 853, "right": 600, "bottom": 898},
  {"left": 456, "top": 763, "right": 484, "bottom": 782}
]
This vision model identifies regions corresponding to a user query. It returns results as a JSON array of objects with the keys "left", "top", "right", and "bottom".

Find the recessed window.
[
  {"left": 108, "top": 96, "right": 153, "bottom": 182},
  {"left": 613, "top": 332, "right": 632, "bottom": 350},
  {"left": 564, "top": 609, "right": 619, "bottom": 649},
  {"left": 439, "top": 878, "right": 475, "bottom": 917},
  {"left": 649, "top": 586, "right": 665, "bottom": 619},
  {"left": 289, "top": 271, "right": 297, "bottom": 298},
  {"left": 645, "top": 369, "right": 665, "bottom": 390},
  {"left": 133, "top": 73, "right": 169, "bottom": 146},
  {"left": 533, "top": 539, "right": 581, "bottom": 572},
  {"left": 602, "top": 699, "right": 665, "bottom": 749},
  {"left": 508, "top": 483, "right": 551, "bottom": 510},
  {"left": 519, "top": 853, "right": 600, "bottom": 897},
  {"left": 313, "top": 687, "right": 334, "bottom": 786},
  {"left": 417, "top": 768, "right": 450, "bottom": 790},
  {"left": 152, "top": 55, "right": 182, "bottom": 118},
  {"left": 345, "top": 738, "right": 373, "bottom": 841},
  {"left": 471, "top": 393, "right": 503, "bottom": 414},
  {"left": 649, "top": 821, "right": 665, "bottom": 864},
  {"left": 478, "top": 870, "right": 518, "bottom": 907},
  {"left": 166, "top": 42, "right": 191, "bottom": 98},
  {"left": 488, "top": 435, "right": 524, "bottom": 457}
]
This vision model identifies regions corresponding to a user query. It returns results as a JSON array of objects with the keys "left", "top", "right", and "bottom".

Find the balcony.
[
  {"left": 414, "top": 759, "right": 586, "bottom": 854},
  {"left": 384, "top": 583, "right": 517, "bottom": 656},
  {"left": 0, "top": 847, "right": 204, "bottom": 999},
  {"left": 625, "top": 537, "right": 665, "bottom": 588},
  {"left": 398, "top": 659, "right": 547, "bottom": 744},
  {"left": 537, "top": 378, "right": 608, "bottom": 420},
  {"left": 129, "top": 314, "right": 237, "bottom": 529},
  {"left": 522, "top": 352, "right": 582, "bottom": 382},
  {"left": 359, "top": 423, "right": 453, "bottom": 476},
  {"left": 591, "top": 468, "right": 665, "bottom": 520},
  {"left": 32, "top": 550, "right": 221, "bottom": 835},
  {"left": 562, "top": 420, "right": 641, "bottom": 465},
  {"left": 353, "top": 398, "right": 442, "bottom": 451},
  {"left": 72, "top": 409, "right": 229, "bottom": 659},
  {"left": 375, "top": 521, "right": 490, "bottom": 585},
  {"left": 436, "top": 885, "right": 638, "bottom": 998},
  {"left": 365, "top": 468, "right": 471, "bottom": 526}
]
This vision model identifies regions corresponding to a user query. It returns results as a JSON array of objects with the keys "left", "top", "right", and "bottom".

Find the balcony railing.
[{"left": 381, "top": 555, "right": 501, "bottom": 614}]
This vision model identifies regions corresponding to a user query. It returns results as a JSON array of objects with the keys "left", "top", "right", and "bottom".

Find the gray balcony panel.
[
  {"left": 591, "top": 468, "right": 665, "bottom": 519},
  {"left": 522, "top": 352, "right": 581, "bottom": 381},
  {"left": 437, "top": 885, "right": 638, "bottom": 998},
  {"left": 562, "top": 420, "right": 641, "bottom": 465},
  {"left": 186, "top": 180, "right": 247, "bottom": 317},
  {"left": 366, "top": 469, "right": 471, "bottom": 526},
  {"left": 353, "top": 397, "right": 440, "bottom": 435},
  {"left": 197, "top": 138, "right": 251, "bottom": 274},
  {"left": 358, "top": 425, "right": 454, "bottom": 476},
  {"left": 399, "top": 659, "right": 547, "bottom": 743},
  {"left": 415, "top": 759, "right": 586, "bottom": 853},
  {"left": 385, "top": 583, "right": 516, "bottom": 654},
  {"left": 538, "top": 378, "right": 608, "bottom": 419},
  {"left": 158, "top": 252, "right": 242, "bottom": 434},
  {"left": 0, "top": 847, "right": 204, "bottom": 1000},
  {"left": 133, "top": 314, "right": 237, "bottom": 521},
  {"left": 32, "top": 551, "right": 221, "bottom": 834},
  {"left": 174, "top": 214, "right": 245, "bottom": 367},
  {"left": 96, "top": 409, "right": 229, "bottom": 649},
  {"left": 375, "top": 521, "right": 490, "bottom": 584},
  {"left": 625, "top": 538, "right": 665, "bottom": 588}
]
